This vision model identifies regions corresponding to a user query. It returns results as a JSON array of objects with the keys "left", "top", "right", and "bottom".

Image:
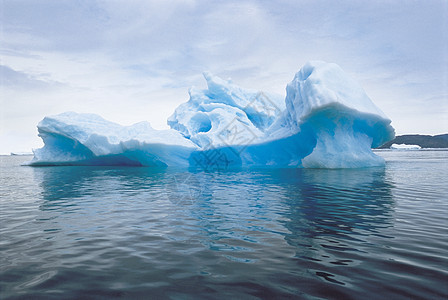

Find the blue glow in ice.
[{"left": 26, "top": 61, "right": 394, "bottom": 168}]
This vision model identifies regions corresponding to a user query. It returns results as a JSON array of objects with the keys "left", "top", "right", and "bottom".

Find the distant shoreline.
[
  {"left": 10, "top": 152, "right": 33, "bottom": 156},
  {"left": 377, "top": 134, "right": 448, "bottom": 149}
]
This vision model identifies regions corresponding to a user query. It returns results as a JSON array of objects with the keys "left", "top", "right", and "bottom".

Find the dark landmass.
[
  {"left": 378, "top": 134, "right": 448, "bottom": 149},
  {"left": 10, "top": 152, "right": 33, "bottom": 156}
]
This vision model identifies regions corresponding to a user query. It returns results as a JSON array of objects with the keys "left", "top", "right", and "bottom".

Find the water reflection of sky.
[
  {"left": 4, "top": 153, "right": 443, "bottom": 299},
  {"left": 33, "top": 166, "right": 395, "bottom": 257}
]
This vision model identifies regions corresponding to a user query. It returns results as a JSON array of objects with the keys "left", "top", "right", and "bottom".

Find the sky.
[{"left": 1, "top": 0, "right": 447, "bottom": 154}]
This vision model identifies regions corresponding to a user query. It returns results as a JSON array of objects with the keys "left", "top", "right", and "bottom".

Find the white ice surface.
[
  {"left": 390, "top": 143, "right": 421, "bottom": 150},
  {"left": 168, "top": 72, "right": 285, "bottom": 148}
]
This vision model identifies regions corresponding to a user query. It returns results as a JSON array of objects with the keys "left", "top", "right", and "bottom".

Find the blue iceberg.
[{"left": 26, "top": 61, "right": 394, "bottom": 168}]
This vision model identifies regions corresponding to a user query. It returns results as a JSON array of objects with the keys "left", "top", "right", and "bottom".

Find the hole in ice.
[{"left": 190, "top": 113, "right": 212, "bottom": 133}]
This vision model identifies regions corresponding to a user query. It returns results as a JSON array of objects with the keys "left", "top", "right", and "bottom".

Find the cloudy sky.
[{"left": 1, "top": 0, "right": 447, "bottom": 154}]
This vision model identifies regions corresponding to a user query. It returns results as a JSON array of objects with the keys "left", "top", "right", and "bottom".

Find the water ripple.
[{"left": 1, "top": 153, "right": 447, "bottom": 299}]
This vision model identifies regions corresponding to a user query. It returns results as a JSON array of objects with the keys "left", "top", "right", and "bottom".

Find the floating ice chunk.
[
  {"left": 10, "top": 152, "right": 33, "bottom": 156},
  {"left": 390, "top": 143, "right": 421, "bottom": 150},
  {"left": 27, "top": 61, "right": 395, "bottom": 168}
]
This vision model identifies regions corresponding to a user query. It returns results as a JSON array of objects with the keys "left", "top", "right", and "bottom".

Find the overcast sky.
[{"left": 1, "top": 0, "right": 447, "bottom": 154}]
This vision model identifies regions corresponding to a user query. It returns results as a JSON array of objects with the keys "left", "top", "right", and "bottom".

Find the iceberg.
[
  {"left": 26, "top": 61, "right": 395, "bottom": 168},
  {"left": 390, "top": 143, "right": 421, "bottom": 150}
]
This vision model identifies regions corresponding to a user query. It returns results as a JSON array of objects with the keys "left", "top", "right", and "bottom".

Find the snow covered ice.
[
  {"left": 26, "top": 61, "right": 395, "bottom": 168},
  {"left": 390, "top": 144, "right": 421, "bottom": 150}
]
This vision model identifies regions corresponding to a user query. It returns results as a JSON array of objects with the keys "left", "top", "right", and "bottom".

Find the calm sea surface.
[{"left": 1, "top": 151, "right": 447, "bottom": 299}]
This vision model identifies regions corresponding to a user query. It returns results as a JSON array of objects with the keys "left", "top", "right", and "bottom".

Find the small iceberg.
[
  {"left": 11, "top": 152, "right": 33, "bottom": 156},
  {"left": 390, "top": 143, "right": 421, "bottom": 150},
  {"left": 26, "top": 61, "right": 395, "bottom": 168}
]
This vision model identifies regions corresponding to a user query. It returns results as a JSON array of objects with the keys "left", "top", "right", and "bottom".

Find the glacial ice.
[
  {"left": 390, "top": 143, "right": 421, "bottom": 150},
  {"left": 26, "top": 61, "right": 395, "bottom": 168},
  {"left": 168, "top": 72, "right": 285, "bottom": 148}
]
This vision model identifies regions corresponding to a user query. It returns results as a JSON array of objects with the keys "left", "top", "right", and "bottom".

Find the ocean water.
[{"left": 1, "top": 151, "right": 447, "bottom": 299}]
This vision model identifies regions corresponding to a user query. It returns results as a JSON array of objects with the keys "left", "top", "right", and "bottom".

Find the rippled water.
[{"left": 1, "top": 151, "right": 447, "bottom": 299}]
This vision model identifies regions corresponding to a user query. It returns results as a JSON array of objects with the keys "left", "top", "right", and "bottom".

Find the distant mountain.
[
  {"left": 435, "top": 134, "right": 448, "bottom": 142},
  {"left": 377, "top": 134, "right": 448, "bottom": 149}
]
